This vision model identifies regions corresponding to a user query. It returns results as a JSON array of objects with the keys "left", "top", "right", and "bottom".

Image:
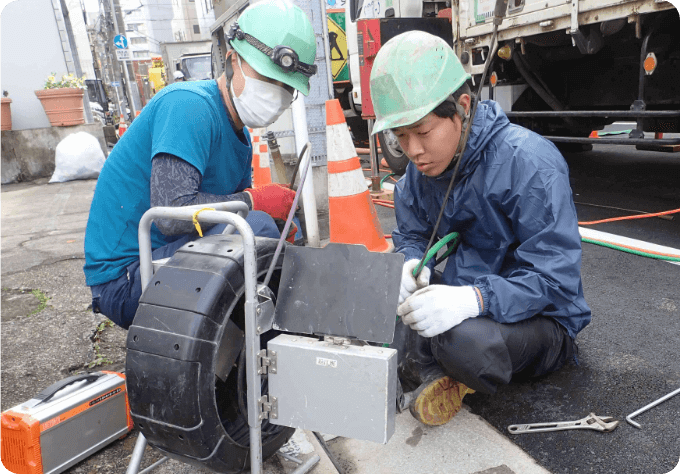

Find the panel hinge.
[
  {"left": 257, "top": 349, "right": 277, "bottom": 375},
  {"left": 259, "top": 395, "right": 278, "bottom": 420}
]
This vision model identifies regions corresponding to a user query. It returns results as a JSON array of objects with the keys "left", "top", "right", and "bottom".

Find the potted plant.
[
  {"left": 1, "top": 91, "right": 11, "bottom": 131},
  {"left": 35, "top": 73, "right": 87, "bottom": 126}
]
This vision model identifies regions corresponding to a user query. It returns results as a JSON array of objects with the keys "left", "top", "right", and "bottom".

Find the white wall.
[{"left": 1, "top": 0, "right": 70, "bottom": 130}]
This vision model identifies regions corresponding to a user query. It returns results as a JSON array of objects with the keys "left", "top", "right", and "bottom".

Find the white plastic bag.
[{"left": 49, "top": 132, "right": 106, "bottom": 183}]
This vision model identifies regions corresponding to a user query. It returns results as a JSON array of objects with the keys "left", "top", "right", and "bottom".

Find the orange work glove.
[{"left": 245, "top": 184, "right": 296, "bottom": 221}]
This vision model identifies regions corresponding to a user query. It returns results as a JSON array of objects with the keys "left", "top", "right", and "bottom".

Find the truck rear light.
[
  {"left": 497, "top": 44, "right": 512, "bottom": 60},
  {"left": 644, "top": 52, "right": 657, "bottom": 75},
  {"left": 490, "top": 71, "right": 498, "bottom": 87}
]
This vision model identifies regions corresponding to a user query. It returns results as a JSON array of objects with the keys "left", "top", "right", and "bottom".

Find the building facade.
[{"left": 120, "top": 0, "right": 216, "bottom": 60}]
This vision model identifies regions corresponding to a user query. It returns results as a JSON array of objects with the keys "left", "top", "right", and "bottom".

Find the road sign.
[
  {"left": 111, "top": 81, "right": 120, "bottom": 87},
  {"left": 114, "top": 35, "right": 128, "bottom": 49},
  {"left": 116, "top": 49, "right": 131, "bottom": 61},
  {"left": 327, "top": 10, "right": 348, "bottom": 82}
]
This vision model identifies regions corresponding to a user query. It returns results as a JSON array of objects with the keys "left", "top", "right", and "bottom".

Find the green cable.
[
  {"left": 380, "top": 173, "right": 396, "bottom": 189},
  {"left": 581, "top": 238, "right": 680, "bottom": 262}
]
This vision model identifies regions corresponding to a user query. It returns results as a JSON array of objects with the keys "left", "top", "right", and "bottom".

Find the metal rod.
[
  {"left": 631, "top": 24, "right": 658, "bottom": 139},
  {"left": 312, "top": 432, "right": 346, "bottom": 474},
  {"left": 543, "top": 136, "right": 680, "bottom": 146},
  {"left": 278, "top": 451, "right": 303, "bottom": 464},
  {"left": 368, "top": 119, "right": 381, "bottom": 191},
  {"left": 289, "top": 142, "right": 310, "bottom": 189},
  {"left": 290, "top": 455, "right": 321, "bottom": 474},
  {"left": 626, "top": 386, "right": 680, "bottom": 429},
  {"left": 126, "top": 434, "right": 148, "bottom": 474},
  {"left": 263, "top": 143, "right": 312, "bottom": 289},
  {"left": 505, "top": 110, "right": 680, "bottom": 118},
  {"left": 138, "top": 457, "right": 169, "bottom": 474}
]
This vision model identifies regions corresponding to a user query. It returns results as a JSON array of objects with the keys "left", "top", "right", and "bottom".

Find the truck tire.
[
  {"left": 378, "top": 130, "right": 409, "bottom": 175},
  {"left": 126, "top": 234, "right": 294, "bottom": 473}
]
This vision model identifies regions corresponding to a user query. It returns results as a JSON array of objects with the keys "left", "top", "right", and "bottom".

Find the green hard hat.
[
  {"left": 370, "top": 31, "right": 471, "bottom": 134},
  {"left": 228, "top": 0, "right": 317, "bottom": 95}
]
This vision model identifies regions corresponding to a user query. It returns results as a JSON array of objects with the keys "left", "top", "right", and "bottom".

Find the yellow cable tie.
[{"left": 192, "top": 207, "right": 216, "bottom": 237}]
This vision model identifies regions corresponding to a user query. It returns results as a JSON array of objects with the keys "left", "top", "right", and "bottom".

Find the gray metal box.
[{"left": 267, "top": 334, "right": 397, "bottom": 444}]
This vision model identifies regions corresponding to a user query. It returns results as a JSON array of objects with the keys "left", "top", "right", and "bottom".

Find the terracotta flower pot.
[
  {"left": 35, "top": 88, "right": 85, "bottom": 126},
  {"left": 1, "top": 98, "right": 12, "bottom": 131}
]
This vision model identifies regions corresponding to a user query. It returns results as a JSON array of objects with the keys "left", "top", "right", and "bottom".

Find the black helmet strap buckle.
[{"left": 227, "top": 23, "right": 317, "bottom": 78}]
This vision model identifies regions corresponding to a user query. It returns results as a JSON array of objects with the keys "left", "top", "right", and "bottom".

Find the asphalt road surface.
[{"left": 463, "top": 144, "right": 680, "bottom": 474}]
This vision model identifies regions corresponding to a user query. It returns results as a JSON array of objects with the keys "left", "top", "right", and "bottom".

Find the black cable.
[
  {"left": 289, "top": 142, "right": 310, "bottom": 189},
  {"left": 312, "top": 432, "right": 347, "bottom": 474},
  {"left": 413, "top": 24, "right": 502, "bottom": 279}
]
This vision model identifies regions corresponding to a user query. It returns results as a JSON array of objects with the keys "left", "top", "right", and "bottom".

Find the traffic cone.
[
  {"left": 589, "top": 130, "right": 599, "bottom": 138},
  {"left": 118, "top": 115, "right": 127, "bottom": 137},
  {"left": 326, "top": 99, "right": 393, "bottom": 253},
  {"left": 250, "top": 127, "right": 272, "bottom": 188}
]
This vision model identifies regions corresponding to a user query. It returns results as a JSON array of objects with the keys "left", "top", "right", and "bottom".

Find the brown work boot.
[{"left": 409, "top": 376, "right": 475, "bottom": 426}]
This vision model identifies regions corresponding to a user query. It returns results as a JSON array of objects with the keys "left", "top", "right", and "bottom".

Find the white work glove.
[
  {"left": 397, "top": 285, "right": 481, "bottom": 338},
  {"left": 399, "top": 259, "right": 431, "bottom": 305}
]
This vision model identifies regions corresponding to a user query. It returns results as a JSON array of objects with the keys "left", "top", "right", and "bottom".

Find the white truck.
[
  {"left": 342, "top": 0, "right": 680, "bottom": 173},
  {"left": 160, "top": 40, "right": 213, "bottom": 83}
]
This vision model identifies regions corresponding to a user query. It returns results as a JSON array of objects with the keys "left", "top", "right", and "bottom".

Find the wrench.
[{"left": 508, "top": 413, "right": 619, "bottom": 434}]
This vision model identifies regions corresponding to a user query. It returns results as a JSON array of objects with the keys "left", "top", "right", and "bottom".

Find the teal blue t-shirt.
[{"left": 84, "top": 80, "right": 252, "bottom": 286}]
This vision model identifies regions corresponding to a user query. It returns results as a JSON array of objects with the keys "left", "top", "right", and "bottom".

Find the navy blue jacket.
[{"left": 393, "top": 100, "right": 591, "bottom": 339}]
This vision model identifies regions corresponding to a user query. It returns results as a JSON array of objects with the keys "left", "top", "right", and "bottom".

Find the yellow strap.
[{"left": 192, "top": 207, "right": 215, "bottom": 237}]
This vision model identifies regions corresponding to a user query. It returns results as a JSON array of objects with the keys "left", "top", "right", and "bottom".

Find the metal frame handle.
[{"left": 129, "top": 202, "right": 265, "bottom": 474}]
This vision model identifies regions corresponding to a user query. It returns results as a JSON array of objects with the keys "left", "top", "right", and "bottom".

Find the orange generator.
[{"left": 1, "top": 371, "right": 133, "bottom": 474}]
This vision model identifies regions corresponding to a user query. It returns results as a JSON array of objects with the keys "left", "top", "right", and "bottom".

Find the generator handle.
[{"left": 35, "top": 372, "right": 104, "bottom": 405}]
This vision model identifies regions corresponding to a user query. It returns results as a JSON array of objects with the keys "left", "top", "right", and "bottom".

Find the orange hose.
[
  {"left": 578, "top": 208, "right": 680, "bottom": 225},
  {"left": 385, "top": 234, "right": 393, "bottom": 239},
  {"left": 373, "top": 201, "right": 394, "bottom": 209}
]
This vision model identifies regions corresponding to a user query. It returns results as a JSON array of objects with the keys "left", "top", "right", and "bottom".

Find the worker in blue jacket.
[
  {"left": 370, "top": 31, "right": 591, "bottom": 426},
  {"left": 84, "top": 0, "right": 317, "bottom": 330}
]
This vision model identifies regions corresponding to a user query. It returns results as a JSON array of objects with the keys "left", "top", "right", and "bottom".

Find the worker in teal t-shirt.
[{"left": 84, "top": 0, "right": 318, "bottom": 329}]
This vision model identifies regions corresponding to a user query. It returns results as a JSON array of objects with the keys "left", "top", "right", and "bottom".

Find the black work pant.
[{"left": 391, "top": 314, "right": 575, "bottom": 395}]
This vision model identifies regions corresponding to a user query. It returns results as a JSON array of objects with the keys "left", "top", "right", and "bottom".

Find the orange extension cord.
[{"left": 578, "top": 208, "right": 680, "bottom": 225}]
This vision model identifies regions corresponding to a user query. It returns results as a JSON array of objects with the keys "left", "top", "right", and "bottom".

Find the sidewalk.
[{"left": 1, "top": 177, "right": 549, "bottom": 474}]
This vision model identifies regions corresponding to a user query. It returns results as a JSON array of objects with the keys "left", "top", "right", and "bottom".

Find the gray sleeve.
[{"left": 150, "top": 153, "right": 252, "bottom": 236}]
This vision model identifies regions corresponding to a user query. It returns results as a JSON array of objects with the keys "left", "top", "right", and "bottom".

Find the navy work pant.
[
  {"left": 391, "top": 312, "right": 575, "bottom": 396},
  {"left": 90, "top": 210, "right": 279, "bottom": 330}
]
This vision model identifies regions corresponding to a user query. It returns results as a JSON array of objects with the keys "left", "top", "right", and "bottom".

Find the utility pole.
[
  {"left": 111, "top": 0, "right": 142, "bottom": 115},
  {"left": 101, "top": 0, "right": 128, "bottom": 119},
  {"left": 107, "top": 0, "right": 138, "bottom": 118}
]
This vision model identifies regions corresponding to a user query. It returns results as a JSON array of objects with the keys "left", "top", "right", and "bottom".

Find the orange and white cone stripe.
[
  {"left": 326, "top": 99, "right": 392, "bottom": 253},
  {"left": 250, "top": 127, "right": 272, "bottom": 188}
]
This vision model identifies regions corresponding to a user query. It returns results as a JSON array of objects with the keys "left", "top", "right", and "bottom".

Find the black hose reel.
[{"left": 125, "top": 234, "right": 293, "bottom": 473}]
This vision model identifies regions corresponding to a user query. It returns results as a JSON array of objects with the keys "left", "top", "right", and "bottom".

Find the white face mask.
[{"left": 230, "top": 56, "right": 294, "bottom": 128}]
